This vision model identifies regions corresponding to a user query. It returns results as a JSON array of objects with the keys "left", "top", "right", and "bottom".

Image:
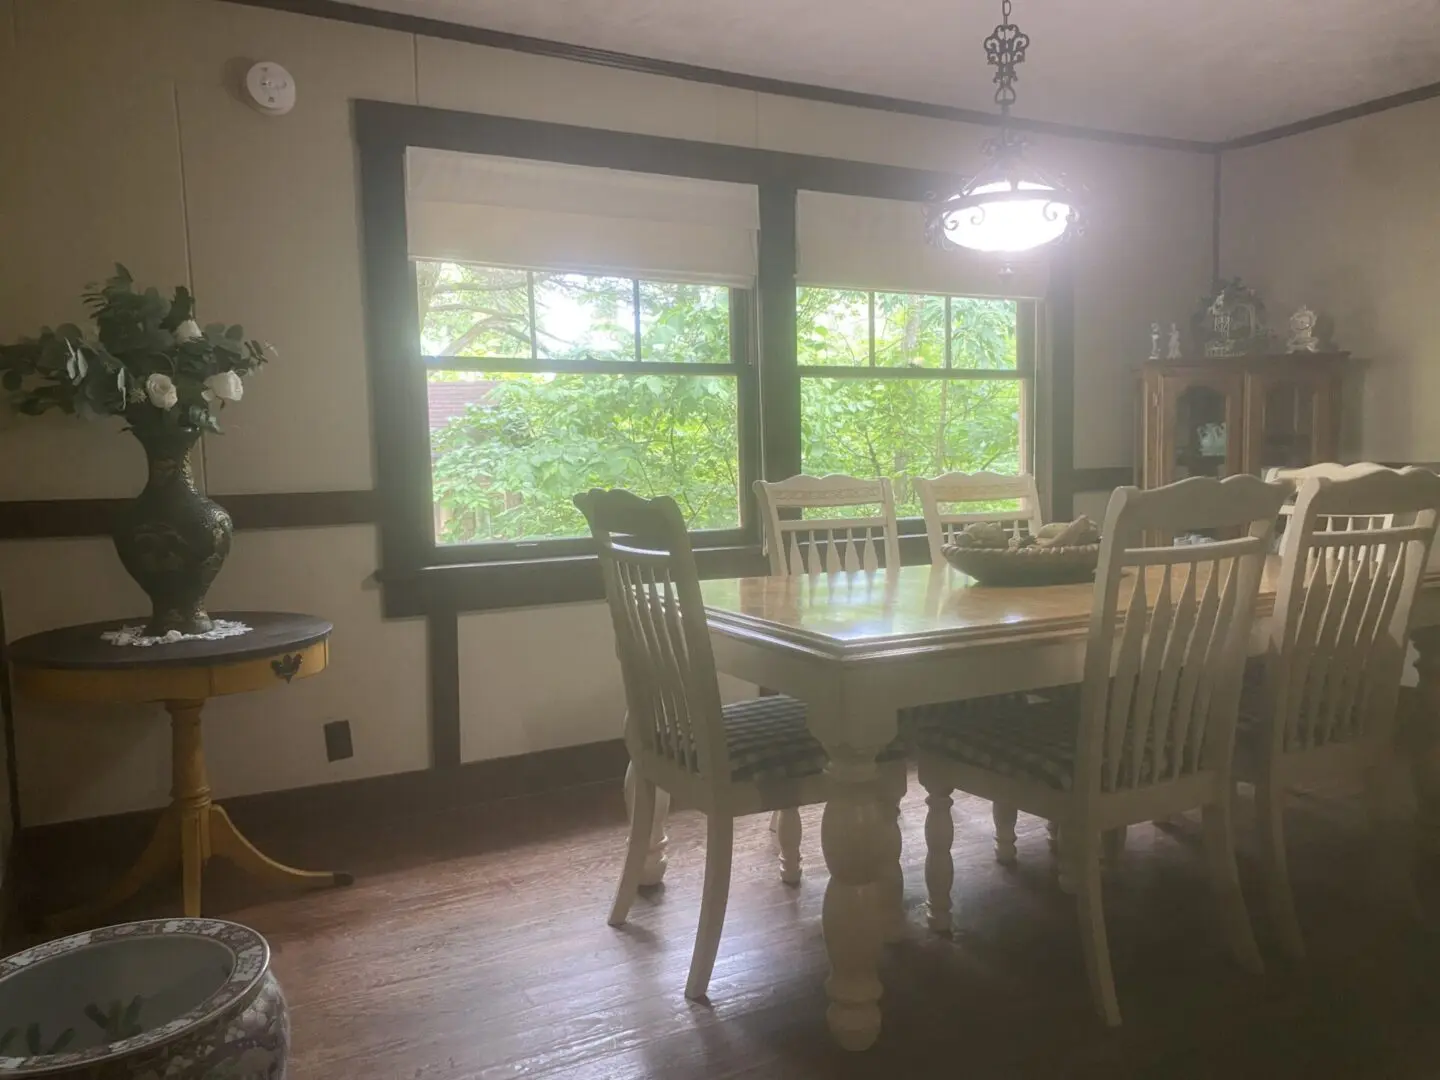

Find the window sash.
[
  {"left": 797, "top": 294, "right": 1037, "bottom": 486},
  {"left": 798, "top": 288, "right": 1031, "bottom": 375},
  {"left": 421, "top": 282, "right": 757, "bottom": 558}
]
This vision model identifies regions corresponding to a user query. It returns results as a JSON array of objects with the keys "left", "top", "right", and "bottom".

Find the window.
[
  {"left": 359, "top": 107, "right": 1065, "bottom": 614},
  {"left": 419, "top": 262, "right": 747, "bottom": 549},
  {"left": 797, "top": 287, "right": 1031, "bottom": 517}
]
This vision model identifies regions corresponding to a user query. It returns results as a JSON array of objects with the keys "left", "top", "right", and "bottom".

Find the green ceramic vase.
[{"left": 111, "top": 427, "right": 233, "bottom": 637}]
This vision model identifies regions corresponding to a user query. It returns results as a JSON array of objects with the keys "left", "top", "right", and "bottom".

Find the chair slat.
[
  {"left": 1128, "top": 563, "right": 1175, "bottom": 789},
  {"left": 1330, "top": 544, "right": 1400, "bottom": 741},
  {"left": 1187, "top": 557, "right": 1241, "bottom": 772},
  {"left": 1169, "top": 559, "right": 1221, "bottom": 781},
  {"left": 1104, "top": 572, "right": 1149, "bottom": 791},
  {"left": 1150, "top": 564, "right": 1198, "bottom": 781},
  {"left": 1316, "top": 547, "right": 1375, "bottom": 745}
]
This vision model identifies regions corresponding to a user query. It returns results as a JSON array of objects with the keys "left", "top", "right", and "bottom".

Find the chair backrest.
[
  {"left": 575, "top": 489, "right": 729, "bottom": 787},
  {"left": 915, "top": 471, "right": 1044, "bottom": 568},
  {"left": 1265, "top": 463, "right": 1394, "bottom": 533},
  {"left": 753, "top": 474, "right": 901, "bottom": 576},
  {"left": 1261, "top": 467, "right": 1440, "bottom": 756},
  {"left": 1076, "top": 476, "right": 1287, "bottom": 798}
]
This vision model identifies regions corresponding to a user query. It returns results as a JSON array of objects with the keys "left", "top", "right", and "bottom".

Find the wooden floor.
[{"left": 15, "top": 776, "right": 1440, "bottom": 1079}]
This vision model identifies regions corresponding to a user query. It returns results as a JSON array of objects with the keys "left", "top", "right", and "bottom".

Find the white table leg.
[
  {"left": 881, "top": 768, "right": 908, "bottom": 942},
  {"left": 624, "top": 760, "right": 671, "bottom": 886},
  {"left": 819, "top": 742, "right": 891, "bottom": 1052}
]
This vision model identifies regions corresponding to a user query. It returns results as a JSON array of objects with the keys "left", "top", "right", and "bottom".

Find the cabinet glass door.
[
  {"left": 1172, "top": 384, "right": 1233, "bottom": 479},
  {"left": 1246, "top": 375, "right": 1335, "bottom": 472}
]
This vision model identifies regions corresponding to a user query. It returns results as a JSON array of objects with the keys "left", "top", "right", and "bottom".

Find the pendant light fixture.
[{"left": 925, "top": 0, "right": 1082, "bottom": 261}]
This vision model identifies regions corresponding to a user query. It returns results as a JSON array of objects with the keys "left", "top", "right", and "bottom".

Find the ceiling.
[{"left": 332, "top": 0, "right": 1440, "bottom": 143}]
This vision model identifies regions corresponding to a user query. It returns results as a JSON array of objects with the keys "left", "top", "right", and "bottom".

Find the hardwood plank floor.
[{"left": 14, "top": 777, "right": 1440, "bottom": 1078}]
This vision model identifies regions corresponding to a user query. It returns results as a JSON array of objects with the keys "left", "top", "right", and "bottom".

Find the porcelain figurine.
[{"left": 1286, "top": 305, "right": 1320, "bottom": 352}]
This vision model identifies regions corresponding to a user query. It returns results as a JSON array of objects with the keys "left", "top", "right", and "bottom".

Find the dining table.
[{"left": 690, "top": 559, "right": 1440, "bottom": 1051}]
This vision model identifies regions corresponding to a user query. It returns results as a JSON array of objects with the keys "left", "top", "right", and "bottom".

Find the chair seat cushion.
[
  {"left": 914, "top": 699, "right": 1078, "bottom": 791},
  {"left": 724, "top": 695, "right": 906, "bottom": 784}
]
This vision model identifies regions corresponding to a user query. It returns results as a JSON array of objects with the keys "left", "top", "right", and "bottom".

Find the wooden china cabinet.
[
  {"left": 1138, "top": 353, "right": 1351, "bottom": 486},
  {"left": 1137, "top": 353, "right": 1351, "bottom": 538}
]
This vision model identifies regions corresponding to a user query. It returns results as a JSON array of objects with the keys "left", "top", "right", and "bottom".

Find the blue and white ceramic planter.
[{"left": 0, "top": 919, "right": 287, "bottom": 1079}]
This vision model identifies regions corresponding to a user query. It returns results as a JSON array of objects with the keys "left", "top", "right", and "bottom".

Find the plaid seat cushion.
[
  {"left": 914, "top": 700, "right": 1078, "bottom": 791},
  {"left": 724, "top": 695, "right": 907, "bottom": 784},
  {"left": 900, "top": 686, "right": 1078, "bottom": 731}
]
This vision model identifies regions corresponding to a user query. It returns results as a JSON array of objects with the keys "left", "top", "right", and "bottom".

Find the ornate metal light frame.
[{"left": 925, "top": 0, "right": 1083, "bottom": 261}]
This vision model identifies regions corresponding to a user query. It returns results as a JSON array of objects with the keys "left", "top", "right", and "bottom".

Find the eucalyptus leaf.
[
  {"left": 3, "top": 268, "right": 265, "bottom": 429},
  {"left": 161, "top": 285, "right": 194, "bottom": 331}
]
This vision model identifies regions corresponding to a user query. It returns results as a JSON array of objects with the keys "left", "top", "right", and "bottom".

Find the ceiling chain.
[{"left": 984, "top": 0, "right": 1030, "bottom": 114}]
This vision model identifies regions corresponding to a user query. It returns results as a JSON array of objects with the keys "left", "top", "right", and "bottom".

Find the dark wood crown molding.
[
  {"left": 225, "top": 0, "right": 1440, "bottom": 156},
  {"left": 222, "top": 0, "right": 1212, "bottom": 153},
  {"left": 1221, "top": 80, "right": 1440, "bottom": 151}
]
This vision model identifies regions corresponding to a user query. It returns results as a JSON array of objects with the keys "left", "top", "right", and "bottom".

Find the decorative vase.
[
  {"left": 0, "top": 919, "right": 288, "bottom": 1079},
  {"left": 112, "top": 427, "right": 233, "bottom": 637}
]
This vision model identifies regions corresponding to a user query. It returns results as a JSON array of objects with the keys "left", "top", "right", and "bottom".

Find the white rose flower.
[
  {"left": 173, "top": 320, "right": 203, "bottom": 344},
  {"left": 145, "top": 373, "right": 178, "bottom": 410},
  {"left": 204, "top": 371, "right": 244, "bottom": 403}
]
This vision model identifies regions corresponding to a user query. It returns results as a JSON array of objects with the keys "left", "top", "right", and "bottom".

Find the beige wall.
[
  {"left": 1219, "top": 96, "right": 1440, "bottom": 461},
  {"left": 0, "top": 0, "right": 1213, "bottom": 824}
]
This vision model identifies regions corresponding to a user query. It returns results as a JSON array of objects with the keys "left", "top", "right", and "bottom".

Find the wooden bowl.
[{"left": 942, "top": 543, "right": 1101, "bottom": 586}]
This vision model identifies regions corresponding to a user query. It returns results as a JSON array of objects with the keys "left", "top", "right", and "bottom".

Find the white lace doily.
[{"left": 101, "top": 619, "right": 253, "bottom": 647}]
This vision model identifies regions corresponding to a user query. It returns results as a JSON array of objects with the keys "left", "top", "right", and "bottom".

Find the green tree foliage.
[{"left": 422, "top": 262, "right": 1022, "bottom": 544}]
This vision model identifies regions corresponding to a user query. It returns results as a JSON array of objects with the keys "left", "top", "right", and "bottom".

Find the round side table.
[{"left": 8, "top": 611, "right": 353, "bottom": 929}]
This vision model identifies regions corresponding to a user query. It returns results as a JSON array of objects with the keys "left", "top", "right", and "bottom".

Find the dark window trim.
[{"left": 357, "top": 101, "right": 1072, "bottom": 617}]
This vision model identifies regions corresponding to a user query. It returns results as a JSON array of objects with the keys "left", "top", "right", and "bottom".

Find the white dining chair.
[
  {"left": 1265, "top": 463, "right": 1395, "bottom": 536},
  {"left": 915, "top": 469, "right": 1073, "bottom": 866},
  {"left": 917, "top": 475, "right": 1286, "bottom": 1026},
  {"left": 916, "top": 470, "right": 1044, "bottom": 569},
  {"left": 576, "top": 488, "right": 906, "bottom": 1001},
  {"left": 753, "top": 474, "right": 901, "bottom": 576},
  {"left": 753, "top": 474, "right": 904, "bottom": 848},
  {"left": 1237, "top": 465, "right": 1440, "bottom": 960}
]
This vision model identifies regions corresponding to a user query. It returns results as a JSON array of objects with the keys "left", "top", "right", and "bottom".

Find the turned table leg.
[
  {"left": 1408, "top": 629, "right": 1440, "bottom": 858},
  {"left": 819, "top": 739, "right": 892, "bottom": 1052},
  {"left": 169, "top": 700, "right": 212, "bottom": 918},
  {"left": 48, "top": 697, "right": 351, "bottom": 929}
]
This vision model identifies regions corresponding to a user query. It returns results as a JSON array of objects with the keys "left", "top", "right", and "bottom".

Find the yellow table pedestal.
[{"left": 9, "top": 612, "right": 352, "bottom": 929}]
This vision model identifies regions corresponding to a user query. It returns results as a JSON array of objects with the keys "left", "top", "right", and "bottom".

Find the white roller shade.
[
  {"left": 797, "top": 190, "right": 1047, "bottom": 299},
  {"left": 406, "top": 148, "right": 760, "bottom": 286}
]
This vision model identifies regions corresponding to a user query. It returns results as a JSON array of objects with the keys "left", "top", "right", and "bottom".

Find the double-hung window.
[
  {"left": 407, "top": 149, "right": 759, "bottom": 560},
  {"left": 361, "top": 111, "right": 1060, "bottom": 614},
  {"left": 794, "top": 191, "right": 1040, "bottom": 519}
]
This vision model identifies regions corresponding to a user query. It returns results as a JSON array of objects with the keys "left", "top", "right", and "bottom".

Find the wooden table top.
[
  {"left": 7, "top": 611, "right": 332, "bottom": 671},
  {"left": 703, "top": 559, "right": 1440, "bottom": 662}
]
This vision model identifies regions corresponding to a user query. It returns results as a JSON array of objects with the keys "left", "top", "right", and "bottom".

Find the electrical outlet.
[{"left": 323, "top": 720, "right": 354, "bottom": 763}]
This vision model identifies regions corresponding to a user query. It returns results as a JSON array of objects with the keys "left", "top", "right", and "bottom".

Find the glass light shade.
[{"left": 938, "top": 179, "right": 1072, "bottom": 254}]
